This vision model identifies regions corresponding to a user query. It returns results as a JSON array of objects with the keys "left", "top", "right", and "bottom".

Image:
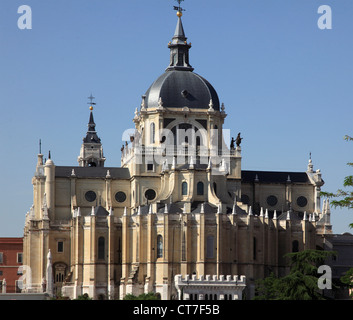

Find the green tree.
[
  {"left": 321, "top": 135, "right": 353, "bottom": 229},
  {"left": 254, "top": 250, "right": 336, "bottom": 300},
  {"left": 340, "top": 267, "right": 353, "bottom": 298}
]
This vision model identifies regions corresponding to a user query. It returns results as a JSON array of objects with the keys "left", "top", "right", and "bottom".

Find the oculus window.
[
  {"left": 297, "top": 196, "right": 308, "bottom": 208},
  {"left": 115, "top": 191, "right": 127, "bottom": 203},
  {"left": 85, "top": 191, "right": 96, "bottom": 202}
]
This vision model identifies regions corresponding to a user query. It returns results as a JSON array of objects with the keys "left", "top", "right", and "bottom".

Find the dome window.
[{"left": 181, "top": 90, "right": 189, "bottom": 98}]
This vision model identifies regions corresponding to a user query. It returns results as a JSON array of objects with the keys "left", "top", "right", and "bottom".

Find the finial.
[
  {"left": 174, "top": 0, "right": 185, "bottom": 17},
  {"left": 273, "top": 210, "right": 277, "bottom": 220},
  {"left": 201, "top": 203, "right": 205, "bottom": 214},
  {"left": 326, "top": 199, "right": 331, "bottom": 214},
  {"left": 221, "top": 103, "right": 225, "bottom": 113},
  {"left": 88, "top": 94, "right": 96, "bottom": 111},
  {"left": 208, "top": 99, "right": 215, "bottom": 112},
  {"left": 232, "top": 202, "right": 237, "bottom": 215},
  {"left": 286, "top": 211, "right": 291, "bottom": 221},
  {"left": 248, "top": 206, "right": 253, "bottom": 216},
  {"left": 189, "top": 156, "right": 194, "bottom": 169},
  {"left": 39, "top": 139, "right": 42, "bottom": 155}
]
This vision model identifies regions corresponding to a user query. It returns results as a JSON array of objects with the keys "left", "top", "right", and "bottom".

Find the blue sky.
[{"left": 0, "top": 0, "right": 352, "bottom": 236}]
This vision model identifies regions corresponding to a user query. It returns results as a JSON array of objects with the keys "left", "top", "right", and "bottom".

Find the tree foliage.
[
  {"left": 74, "top": 293, "right": 92, "bottom": 300},
  {"left": 340, "top": 267, "right": 353, "bottom": 298},
  {"left": 123, "top": 292, "right": 161, "bottom": 300},
  {"left": 254, "top": 250, "right": 336, "bottom": 300},
  {"left": 321, "top": 135, "right": 353, "bottom": 229}
]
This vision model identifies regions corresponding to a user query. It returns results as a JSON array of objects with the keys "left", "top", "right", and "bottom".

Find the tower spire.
[
  {"left": 78, "top": 95, "right": 106, "bottom": 167},
  {"left": 84, "top": 95, "right": 100, "bottom": 144},
  {"left": 167, "top": 1, "right": 193, "bottom": 71}
]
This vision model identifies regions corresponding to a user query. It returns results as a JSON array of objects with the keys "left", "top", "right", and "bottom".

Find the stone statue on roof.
[{"left": 236, "top": 133, "right": 243, "bottom": 147}]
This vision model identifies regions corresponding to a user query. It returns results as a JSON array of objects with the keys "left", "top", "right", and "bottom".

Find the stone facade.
[{"left": 22, "top": 13, "right": 332, "bottom": 300}]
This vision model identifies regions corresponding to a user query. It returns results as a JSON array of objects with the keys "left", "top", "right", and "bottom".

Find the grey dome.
[{"left": 144, "top": 70, "right": 220, "bottom": 110}]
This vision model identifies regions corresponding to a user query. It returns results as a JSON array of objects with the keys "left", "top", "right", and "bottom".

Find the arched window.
[
  {"left": 98, "top": 237, "right": 105, "bottom": 260},
  {"left": 182, "top": 182, "right": 188, "bottom": 196},
  {"left": 292, "top": 240, "right": 299, "bottom": 253},
  {"left": 157, "top": 235, "right": 163, "bottom": 258},
  {"left": 150, "top": 123, "right": 155, "bottom": 144},
  {"left": 196, "top": 136, "right": 201, "bottom": 147},
  {"left": 197, "top": 182, "right": 204, "bottom": 195},
  {"left": 53, "top": 263, "right": 67, "bottom": 284}
]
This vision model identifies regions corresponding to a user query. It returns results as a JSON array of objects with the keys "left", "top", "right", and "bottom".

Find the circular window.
[
  {"left": 297, "top": 196, "right": 308, "bottom": 208},
  {"left": 115, "top": 191, "right": 127, "bottom": 203},
  {"left": 267, "top": 195, "right": 278, "bottom": 207},
  {"left": 241, "top": 194, "right": 250, "bottom": 205},
  {"left": 145, "top": 189, "right": 156, "bottom": 201},
  {"left": 85, "top": 191, "right": 96, "bottom": 202}
]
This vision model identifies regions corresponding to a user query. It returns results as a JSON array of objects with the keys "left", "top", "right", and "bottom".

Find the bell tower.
[{"left": 78, "top": 95, "right": 106, "bottom": 167}]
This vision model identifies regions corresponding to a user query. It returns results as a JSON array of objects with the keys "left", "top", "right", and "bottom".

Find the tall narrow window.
[
  {"left": 57, "top": 241, "right": 63, "bottom": 253},
  {"left": 98, "top": 237, "right": 105, "bottom": 260},
  {"left": 206, "top": 236, "right": 214, "bottom": 259},
  {"left": 150, "top": 123, "right": 155, "bottom": 144},
  {"left": 196, "top": 135, "right": 201, "bottom": 147},
  {"left": 157, "top": 235, "right": 163, "bottom": 258},
  {"left": 182, "top": 182, "right": 188, "bottom": 196},
  {"left": 181, "top": 231, "right": 186, "bottom": 261},
  {"left": 17, "top": 253, "right": 23, "bottom": 264},
  {"left": 253, "top": 237, "right": 257, "bottom": 260},
  {"left": 197, "top": 182, "right": 204, "bottom": 196}
]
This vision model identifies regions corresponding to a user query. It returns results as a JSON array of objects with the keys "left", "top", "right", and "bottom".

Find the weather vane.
[
  {"left": 174, "top": 0, "right": 185, "bottom": 16},
  {"left": 88, "top": 94, "right": 96, "bottom": 110}
]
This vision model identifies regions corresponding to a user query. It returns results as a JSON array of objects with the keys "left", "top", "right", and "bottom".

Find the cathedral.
[{"left": 22, "top": 8, "right": 332, "bottom": 300}]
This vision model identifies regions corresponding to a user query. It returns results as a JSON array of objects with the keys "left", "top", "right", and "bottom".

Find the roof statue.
[{"left": 236, "top": 133, "right": 243, "bottom": 147}]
